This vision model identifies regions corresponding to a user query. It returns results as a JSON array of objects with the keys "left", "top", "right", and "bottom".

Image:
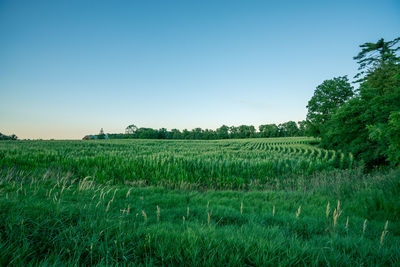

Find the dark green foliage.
[
  {"left": 354, "top": 37, "right": 400, "bottom": 82},
  {"left": 125, "top": 124, "right": 138, "bottom": 135},
  {"left": 387, "top": 112, "right": 400, "bottom": 165},
  {"left": 0, "top": 133, "right": 18, "bottom": 140},
  {"left": 96, "top": 122, "right": 307, "bottom": 140},
  {"left": 310, "top": 37, "right": 400, "bottom": 167},
  {"left": 259, "top": 124, "right": 280, "bottom": 137},
  {"left": 97, "top": 128, "right": 105, "bottom": 139},
  {"left": 306, "top": 76, "right": 354, "bottom": 137},
  {"left": 279, "top": 121, "right": 299, "bottom": 137},
  {"left": 319, "top": 42, "right": 400, "bottom": 167}
]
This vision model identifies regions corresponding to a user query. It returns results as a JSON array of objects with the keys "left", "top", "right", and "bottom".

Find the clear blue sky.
[{"left": 1, "top": 0, "right": 399, "bottom": 139}]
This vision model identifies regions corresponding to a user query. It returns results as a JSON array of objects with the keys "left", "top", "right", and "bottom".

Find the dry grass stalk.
[
  {"left": 183, "top": 216, "right": 185, "bottom": 225},
  {"left": 296, "top": 206, "right": 301, "bottom": 219},
  {"left": 240, "top": 201, "right": 243, "bottom": 215},
  {"left": 106, "top": 200, "right": 112, "bottom": 212},
  {"left": 142, "top": 210, "right": 147, "bottom": 223},
  {"left": 363, "top": 219, "right": 367, "bottom": 235},
  {"left": 380, "top": 220, "right": 389, "bottom": 247},
  {"left": 111, "top": 189, "right": 118, "bottom": 202},
  {"left": 273, "top": 205, "right": 275, "bottom": 217},
  {"left": 120, "top": 204, "right": 130, "bottom": 215},
  {"left": 345, "top": 216, "right": 349, "bottom": 231},
  {"left": 156, "top": 205, "right": 160, "bottom": 222},
  {"left": 126, "top": 188, "right": 133, "bottom": 198},
  {"left": 207, "top": 210, "right": 212, "bottom": 226},
  {"left": 187, "top": 207, "right": 190, "bottom": 218},
  {"left": 332, "top": 200, "right": 342, "bottom": 229},
  {"left": 326, "top": 202, "right": 330, "bottom": 218}
]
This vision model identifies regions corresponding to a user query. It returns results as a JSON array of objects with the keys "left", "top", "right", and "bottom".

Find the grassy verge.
[{"left": 1, "top": 169, "right": 399, "bottom": 266}]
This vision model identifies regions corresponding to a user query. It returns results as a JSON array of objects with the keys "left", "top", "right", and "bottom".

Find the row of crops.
[{"left": 0, "top": 138, "right": 356, "bottom": 189}]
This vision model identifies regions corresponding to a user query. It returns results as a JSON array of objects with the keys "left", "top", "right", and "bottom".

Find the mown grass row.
[
  {"left": 0, "top": 138, "right": 355, "bottom": 189},
  {"left": 1, "top": 168, "right": 399, "bottom": 266}
]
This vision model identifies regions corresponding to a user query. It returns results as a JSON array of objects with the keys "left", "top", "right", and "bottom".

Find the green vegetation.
[
  {"left": 307, "top": 37, "right": 400, "bottom": 167},
  {"left": 96, "top": 120, "right": 308, "bottom": 140},
  {"left": 1, "top": 138, "right": 399, "bottom": 265},
  {"left": 0, "top": 138, "right": 354, "bottom": 189},
  {"left": 0, "top": 133, "right": 17, "bottom": 141}
]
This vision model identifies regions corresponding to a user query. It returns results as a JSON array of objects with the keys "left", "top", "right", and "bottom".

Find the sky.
[{"left": 0, "top": 0, "right": 399, "bottom": 139}]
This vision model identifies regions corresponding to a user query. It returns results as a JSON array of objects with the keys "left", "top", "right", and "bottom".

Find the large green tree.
[
  {"left": 306, "top": 76, "right": 354, "bottom": 136},
  {"left": 320, "top": 37, "right": 400, "bottom": 167}
]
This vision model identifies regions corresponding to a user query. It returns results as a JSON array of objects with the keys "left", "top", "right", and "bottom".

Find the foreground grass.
[{"left": 1, "top": 169, "right": 399, "bottom": 266}]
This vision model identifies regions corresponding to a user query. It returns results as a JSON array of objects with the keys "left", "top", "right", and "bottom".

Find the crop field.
[
  {"left": 0, "top": 138, "right": 399, "bottom": 265},
  {"left": 0, "top": 137, "right": 354, "bottom": 190}
]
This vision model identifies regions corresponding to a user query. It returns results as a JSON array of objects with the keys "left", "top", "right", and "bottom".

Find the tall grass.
[{"left": 0, "top": 169, "right": 399, "bottom": 265}]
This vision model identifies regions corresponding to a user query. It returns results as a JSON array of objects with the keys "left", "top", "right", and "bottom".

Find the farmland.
[
  {"left": 0, "top": 138, "right": 399, "bottom": 265},
  {"left": 0, "top": 137, "right": 353, "bottom": 190}
]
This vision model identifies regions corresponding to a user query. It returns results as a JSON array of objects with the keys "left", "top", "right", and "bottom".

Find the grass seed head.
[
  {"left": 156, "top": 205, "right": 160, "bottom": 222},
  {"left": 142, "top": 210, "right": 147, "bottom": 223},
  {"left": 326, "top": 202, "right": 330, "bottom": 218},
  {"left": 380, "top": 220, "right": 389, "bottom": 247},
  {"left": 363, "top": 219, "right": 367, "bottom": 235},
  {"left": 296, "top": 206, "right": 301, "bottom": 219}
]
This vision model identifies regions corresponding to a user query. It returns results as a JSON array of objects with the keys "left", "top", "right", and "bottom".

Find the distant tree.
[
  {"left": 0, "top": 132, "right": 18, "bottom": 140},
  {"left": 306, "top": 76, "right": 354, "bottom": 137},
  {"left": 216, "top": 125, "right": 229, "bottom": 139},
  {"left": 158, "top": 128, "right": 167, "bottom": 139},
  {"left": 203, "top": 129, "right": 217, "bottom": 140},
  {"left": 297, "top": 121, "right": 308, "bottom": 136},
  {"left": 98, "top": 128, "right": 105, "bottom": 139},
  {"left": 125, "top": 124, "right": 138, "bottom": 135},
  {"left": 259, "top": 124, "right": 279, "bottom": 138},
  {"left": 191, "top": 128, "right": 204, "bottom": 139},
  {"left": 135, "top": 128, "right": 158, "bottom": 139},
  {"left": 279, "top": 121, "right": 299, "bottom": 137},
  {"left": 171, "top": 129, "right": 182, "bottom": 139},
  {"left": 229, "top": 126, "right": 239, "bottom": 139},
  {"left": 238, "top": 125, "right": 256, "bottom": 138},
  {"left": 182, "top": 129, "right": 190, "bottom": 139}
]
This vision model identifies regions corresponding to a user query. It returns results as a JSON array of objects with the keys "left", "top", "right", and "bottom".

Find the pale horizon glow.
[{"left": 1, "top": 0, "right": 399, "bottom": 139}]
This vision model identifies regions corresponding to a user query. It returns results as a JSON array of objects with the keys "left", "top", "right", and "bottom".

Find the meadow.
[{"left": 0, "top": 138, "right": 399, "bottom": 265}]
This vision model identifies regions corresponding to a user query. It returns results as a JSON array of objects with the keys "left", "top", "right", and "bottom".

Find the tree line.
[
  {"left": 306, "top": 37, "right": 400, "bottom": 167},
  {"left": 105, "top": 121, "right": 308, "bottom": 140},
  {"left": 0, "top": 132, "right": 18, "bottom": 140}
]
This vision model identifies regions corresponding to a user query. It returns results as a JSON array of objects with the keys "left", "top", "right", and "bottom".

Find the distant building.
[
  {"left": 82, "top": 134, "right": 109, "bottom": 140},
  {"left": 82, "top": 135, "right": 98, "bottom": 140}
]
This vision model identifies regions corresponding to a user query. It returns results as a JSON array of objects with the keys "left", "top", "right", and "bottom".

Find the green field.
[
  {"left": 1, "top": 138, "right": 399, "bottom": 265},
  {"left": 0, "top": 137, "right": 354, "bottom": 189}
]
